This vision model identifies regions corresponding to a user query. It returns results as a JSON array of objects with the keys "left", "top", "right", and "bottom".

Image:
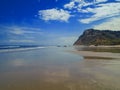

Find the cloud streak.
[
  {"left": 9, "top": 39, "right": 35, "bottom": 43},
  {"left": 0, "top": 25, "right": 44, "bottom": 44},
  {"left": 8, "top": 26, "right": 42, "bottom": 35},
  {"left": 79, "top": 3, "right": 120, "bottom": 23}
]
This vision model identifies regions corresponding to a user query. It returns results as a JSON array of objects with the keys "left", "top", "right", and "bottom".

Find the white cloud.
[
  {"left": 38, "top": 0, "right": 120, "bottom": 24},
  {"left": 63, "top": 0, "right": 120, "bottom": 24},
  {"left": 79, "top": 3, "right": 120, "bottom": 23},
  {"left": 96, "top": 0, "right": 108, "bottom": 3},
  {"left": 94, "top": 17, "right": 120, "bottom": 31},
  {"left": 38, "top": 8, "right": 71, "bottom": 22},
  {"left": 64, "top": 0, "right": 108, "bottom": 11},
  {"left": 64, "top": 1, "right": 75, "bottom": 10},
  {"left": 64, "top": 0, "right": 91, "bottom": 11}
]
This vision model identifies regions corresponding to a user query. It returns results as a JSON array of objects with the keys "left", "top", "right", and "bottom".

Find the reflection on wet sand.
[{"left": 0, "top": 47, "right": 120, "bottom": 90}]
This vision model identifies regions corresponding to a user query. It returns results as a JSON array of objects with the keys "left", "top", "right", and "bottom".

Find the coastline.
[
  {"left": 70, "top": 46, "right": 120, "bottom": 60},
  {"left": 74, "top": 45, "right": 120, "bottom": 48},
  {"left": 70, "top": 50, "right": 120, "bottom": 60}
]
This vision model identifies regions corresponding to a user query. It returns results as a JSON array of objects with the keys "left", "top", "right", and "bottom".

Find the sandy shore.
[{"left": 70, "top": 49, "right": 120, "bottom": 60}]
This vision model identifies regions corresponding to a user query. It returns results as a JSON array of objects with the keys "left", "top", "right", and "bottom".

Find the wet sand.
[
  {"left": 69, "top": 46, "right": 120, "bottom": 90},
  {"left": 72, "top": 46, "right": 120, "bottom": 59},
  {"left": 70, "top": 50, "right": 120, "bottom": 60},
  {"left": 0, "top": 47, "right": 120, "bottom": 90}
]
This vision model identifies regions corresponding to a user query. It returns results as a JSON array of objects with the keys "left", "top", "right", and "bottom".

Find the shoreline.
[
  {"left": 70, "top": 46, "right": 120, "bottom": 60},
  {"left": 74, "top": 45, "right": 120, "bottom": 48}
]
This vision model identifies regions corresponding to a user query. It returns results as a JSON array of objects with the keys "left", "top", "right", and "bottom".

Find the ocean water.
[
  {"left": 0, "top": 45, "right": 45, "bottom": 53},
  {"left": 0, "top": 46, "right": 120, "bottom": 90}
]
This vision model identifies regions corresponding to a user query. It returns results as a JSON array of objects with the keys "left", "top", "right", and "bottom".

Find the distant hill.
[{"left": 74, "top": 29, "right": 120, "bottom": 46}]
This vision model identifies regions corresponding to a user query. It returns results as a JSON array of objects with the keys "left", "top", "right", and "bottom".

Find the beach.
[
  {"left": 0, "top": 46, "right": 120, "bottom": 90},
  {"left": 72, "top": 46, "right": 120, "bottom": 59},
  {"left": 70, "top": 49, "right": 120, "bottom": 60}
]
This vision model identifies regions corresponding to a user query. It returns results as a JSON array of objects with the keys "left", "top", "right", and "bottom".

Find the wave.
[{"left": 0, "top": 45, "right": 46, "bottom": 53}]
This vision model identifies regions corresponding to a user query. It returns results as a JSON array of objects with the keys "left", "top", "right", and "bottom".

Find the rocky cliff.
[{"left": 74, "top": 29, "right": 120, "bottom": 46}]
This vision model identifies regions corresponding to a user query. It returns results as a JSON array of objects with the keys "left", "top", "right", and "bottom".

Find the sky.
[{"left": 0, "top": 0, "right": 120, "bottom": 45}]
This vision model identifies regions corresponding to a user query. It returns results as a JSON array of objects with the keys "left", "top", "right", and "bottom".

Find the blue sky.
[{"left": 0, "top": 0, "right": 120, "bottom": 45}]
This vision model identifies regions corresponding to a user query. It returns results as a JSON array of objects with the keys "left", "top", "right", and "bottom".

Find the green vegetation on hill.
[{"left": 74, "top": 29, "right": 120, "bottom": 46}]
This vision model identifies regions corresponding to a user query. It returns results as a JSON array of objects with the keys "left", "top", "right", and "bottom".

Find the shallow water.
[{"left": 0, "top": 47, "right": 120, "bottom": 90}]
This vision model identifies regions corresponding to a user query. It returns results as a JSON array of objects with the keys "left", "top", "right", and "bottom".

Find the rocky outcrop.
[{"left": 74, "top": 29, "right": 120, "bottom": 46}]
